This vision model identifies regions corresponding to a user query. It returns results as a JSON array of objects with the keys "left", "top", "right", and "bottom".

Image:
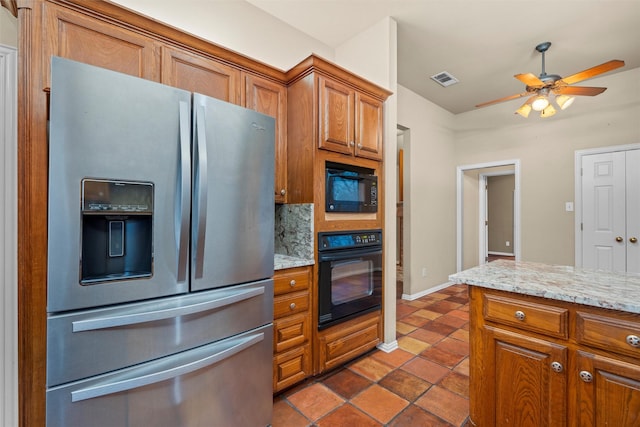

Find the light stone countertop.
[
  {"left": 449, "top": 259, "right": 640, "bottom": 314},
  {"left": 274, "top": 253, "right": 314, "bottom": 271}
]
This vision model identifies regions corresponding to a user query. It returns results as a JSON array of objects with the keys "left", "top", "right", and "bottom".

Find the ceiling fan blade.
[
  {"left": 554, "top": 86, "right": 607, "bottom": 96},
  {"left": 476, "top": 92, "right": 530, "bottom": 108},
  {"left": 514, "top": 73, "right": 545, "bottom": 87},
  {"left": 560, "top": 60, "right": 625, "bottom": 85}
]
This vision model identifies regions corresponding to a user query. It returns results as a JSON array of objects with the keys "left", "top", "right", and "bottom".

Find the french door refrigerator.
[{"left": 46, "top": 57, "right": 275, "bottom": 427}]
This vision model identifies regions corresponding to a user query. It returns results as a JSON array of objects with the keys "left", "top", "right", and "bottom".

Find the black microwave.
[{"left": 325, "top": 162, "right": 378, "bottom": 213}]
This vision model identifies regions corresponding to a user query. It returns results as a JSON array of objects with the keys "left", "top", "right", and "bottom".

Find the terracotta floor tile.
[
  {"left": 286, "top": 383, "right": 345, "bottom": 421},
  {"left": 420, "top": 346, "right": 466, "bottom": 369},
  {"left": 435, "top": 337, "right": 470, "bottom": 357},
  {"left": 316, "top": 403, "right": 382, "bottom": 427},
  {"left": 408, "top": 328, "right": 446, "bottom": 345},
  {"left": 350, "top": 384, "right": 409, "bottom": 424},
  {"left": 453, "top": 357, "right": 470, "bottom": 376},
  {"left": 448, "top": 309, "right": 470, "bottom": 320},
  {"left": 400, "top": 313, "right": 431, "bottom": 327},
  {"left": 412, "top": 308, "right": 443, "bottom": 320},
  {"left": 348, "top": 356, "right": 395, "bottom": 382},
  {"left": 396, "top": 303, "right": 420, "bottom": 318},
  {"left": 426, "top": 300, "right": 463, "bottom": 314},
  {"left": 450, "top": 328, "right": 470, "bottom": 343},
  {"left": 446, "top": 295, "right": 469, "bottom": 305},
  {"left": 397, "top": 336, "right": 431, "bottom": 355},
  {"left": 321, "top": 368, "right": 373, "bottom": 399},
  {"left": 388, "top": 404, "right": 454, "bottom": 427},
  {"left": 433, "top": 314, "right": 468, "bottom": 328},
  {"left": 422, "top": 320, "right": 459, "bottom": 336},
  {"left": 396, "top": 321, "right": 418, "bottom": 335},
  {"left": 271, "top": 398, "right": 311, "bottom": 427},
  {"left": 370, "top": 348, "right": 414, "bottom": 368},
  {"left": 439, "top": 371, "right": 470, "bottom": 398},
  {"left": 401, "top": 357, "right": 450, "bottom": 383},
  {"left": 425, "top": 292, "right": 450, "bottom": 301},
  {"left": 415, "top": 385, "right": 469, "bottom": 426},
  {"left": 405, "top": 299, "right": 430, "bottom": 308},
  {"left": 378, "top": 369, "right": 432, "bottom": 402}
]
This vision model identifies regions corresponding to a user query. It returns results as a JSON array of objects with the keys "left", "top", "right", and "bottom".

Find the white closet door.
[
  {"left": 626, "top": 149, "right": 640, "bottom": 273},
  {"left": 582, "top": 151, "right": 626, "bottom": 272}
]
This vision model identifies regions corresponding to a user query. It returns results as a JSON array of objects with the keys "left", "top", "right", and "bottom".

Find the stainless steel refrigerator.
[{"left": 46, "top": 57, "right": 275, "bottom": 427}]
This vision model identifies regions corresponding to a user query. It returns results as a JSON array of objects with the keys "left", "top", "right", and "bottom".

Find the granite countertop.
[
  {"left": 274, "top": 253, "right": 314, "bottom": 271},
  {"left": 449, "top": 259, "right": 640, "bottom": 314}
]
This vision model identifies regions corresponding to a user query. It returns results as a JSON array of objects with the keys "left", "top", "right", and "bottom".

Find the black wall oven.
[{"left": 317, "top": 230, "right": 382, "bottom": 329}]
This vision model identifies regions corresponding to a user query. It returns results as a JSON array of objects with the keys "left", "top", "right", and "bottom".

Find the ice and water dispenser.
[{"left": 81, "top": 179, "right": 153, "bottom": 284}]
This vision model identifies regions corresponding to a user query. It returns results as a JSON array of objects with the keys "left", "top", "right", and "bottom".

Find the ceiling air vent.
[{"left": 430, "top": 71, "right": 459, "bottom": 87}]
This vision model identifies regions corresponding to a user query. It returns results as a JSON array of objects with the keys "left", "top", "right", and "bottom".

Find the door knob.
[
  {"left": 616, "top": 236, "right": 624, "bottom": 242},
  {"left": 630, "top": 237, "right": 638, "bottom": 243}
]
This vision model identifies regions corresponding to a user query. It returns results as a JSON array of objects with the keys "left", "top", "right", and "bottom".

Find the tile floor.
[{"left": 272, "top": 283, "right": 470, "bottom": 426}]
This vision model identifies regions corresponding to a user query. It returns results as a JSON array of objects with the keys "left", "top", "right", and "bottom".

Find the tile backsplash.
[{"left": 275, "top": 203, "right": 314, "bottom": 260}]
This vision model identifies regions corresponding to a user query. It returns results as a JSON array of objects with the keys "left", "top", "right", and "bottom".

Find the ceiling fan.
[{"left": 476, "top": 42, "right": 625, "bottom": 118}]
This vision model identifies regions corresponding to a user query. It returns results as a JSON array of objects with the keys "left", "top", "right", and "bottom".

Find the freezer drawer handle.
[
  {"left": 72, "top": 287, "right": 264, "bottom": 332},
  {"left": 71, "top": 331, "right": 265, "bottom": 402}
]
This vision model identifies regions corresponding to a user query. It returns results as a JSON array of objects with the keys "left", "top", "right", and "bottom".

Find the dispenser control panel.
[{"left": 82, "top": 179, "right": 153, "bottom": 214}]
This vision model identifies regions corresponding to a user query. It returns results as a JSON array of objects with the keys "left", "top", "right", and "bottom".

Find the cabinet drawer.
[
  {"left": 274, "top": 268, "right": 310, "bottom": 296},
  {"left": 576, "top": 311, "right": 640, "bottom": 359},
  {"left": 273, "top": 344, "right": 311, "bottom": 392},
  {"left": 483, "top": 293, "right": 568, "bottom": 339},
  {"left": 273, "top": 313, "right": 310, "bottom": 353},
  {"left": 273, "top": 291, "right": 309, "bottom": 319}
]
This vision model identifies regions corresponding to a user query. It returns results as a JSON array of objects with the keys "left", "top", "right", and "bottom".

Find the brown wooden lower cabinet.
[{"left": 469, "top": 286, "right": 640, "bottom": 427}]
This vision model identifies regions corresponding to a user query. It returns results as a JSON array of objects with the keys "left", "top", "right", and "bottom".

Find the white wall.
[
  {"left": 397, "top": 85, "right": 457, "bottom": 296},
  {"left": 454, "top": 68, "right": 640, "bottom": 265},
  {"left": 0, "top": 8, "right": 17, "bottom": 47}
]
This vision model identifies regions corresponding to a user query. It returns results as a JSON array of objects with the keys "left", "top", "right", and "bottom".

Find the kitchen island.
[{"left": 449, "top": 260, "right": 640, "bottom": 427}]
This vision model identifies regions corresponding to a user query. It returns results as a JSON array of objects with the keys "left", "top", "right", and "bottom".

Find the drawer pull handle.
[
  {"left": 514, "top": 310, "right": 526, "bottom": 321},
  {"left": 289, "top": 303, "right": 296, "bottom": 310},
  {"left": 551, "top": 362, "right": 564, "bottom": 373},
  {"left": 290, "top": 280, "right": 296, "bottom": 287},
  {"left": 626, "top": 335, "right": 640, "bottom": 348},
  {"left": 579, "top": 371, "right": 593, "bottom": 383}
]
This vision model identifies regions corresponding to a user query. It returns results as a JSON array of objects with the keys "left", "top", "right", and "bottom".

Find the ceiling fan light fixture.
[
  {"left": 540, "top": 104, "right": 557, "bottom": 118},
  {"left": 531, "top": 95, "right": 549, "bottom": 111},
  {"left": 515, "top": 102, "right": 532, "bottom": 118},
  {"left": 555, "top": 94, "right": 575, "bottom": 110}
]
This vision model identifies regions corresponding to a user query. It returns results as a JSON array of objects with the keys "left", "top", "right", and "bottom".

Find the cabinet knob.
[
  {"left": 616, "top": 236, "right": 624, "bottom": 242},
  {"left": 280, "top": 189, "right": 286, "bottom": 196},
  {"left": 514, "top": 310, "right": 526, "bottom": 321},
  {"left": 289, "top": 303, "right": 296, "bottom": 310},
  {"left": 630, "top": 237, "right": 638, "bottom": 244},
  {"left": 349, "top": 141, "right": 355, "bottom": 147},
  {"left": 579, "top": 371, "right": 593, "bottom": 383},
  {"left": 626, "top": 334, "right": 640, "bottom": 348},
  {"left": 289, "top": 279, "right": 296, "bottom": 287},
  {"left": 550, "top": 362, "right": 564, "bottom": 373},
  {"left": 357, "top": 143, "right": 363, "bottom": 149}
]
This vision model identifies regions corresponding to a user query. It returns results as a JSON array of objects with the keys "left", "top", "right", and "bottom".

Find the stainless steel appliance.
[
  {"left": 46, "top": 57, "right": 275, "bottom": 427},
  {"left": 325, "top": 162, "right": 378, "bottom": 213},
  {"left": 317, "top": 230, "right": 383, "bottom": 329}
]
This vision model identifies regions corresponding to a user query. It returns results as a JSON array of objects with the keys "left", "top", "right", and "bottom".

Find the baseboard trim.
[
  {"left": 377, "top": 340, "right": 398, "bottom": 353},
  {"left": 488, "top": 251, "right": 514, "bottom": 257},
  {"left": 401, "top": 281, "right": 453, "bottom": 301}
]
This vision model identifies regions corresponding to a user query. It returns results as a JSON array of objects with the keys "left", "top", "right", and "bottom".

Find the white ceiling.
[{"left": 247, "top": 0, "right": 640, "bottom": 114}]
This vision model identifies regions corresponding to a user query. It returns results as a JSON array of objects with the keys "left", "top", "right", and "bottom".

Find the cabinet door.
[
  {"left": 161, "top": 46, "right": 240, "bottom": 104},
  {"left": 244, "top": 74, "right": 287, "bottom": 203},
  {"left": 575, "top": 350, "right": 640, "bottom": 427},
  {"left": 481, "top": 327, "right": 567, "bottom": 427},
  {"left": 43, "top": 4, "right": 159, "bottom": 89},
  {"left": 318, "top": 76, "right": 354, "bottom": 155},
  {"left": 355, "top": 92, "right": 384, "bottom": 161}
]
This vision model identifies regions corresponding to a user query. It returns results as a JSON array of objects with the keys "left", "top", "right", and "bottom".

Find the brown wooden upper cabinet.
[
  {"left": 161, "top": 46, "right": 241, "bottom": 104},
  {"left": 318, "top": 76, "right": 384, "bottom": 161},
  {"left": 244, "top": 74, "right": 288, "bottom": 203}
]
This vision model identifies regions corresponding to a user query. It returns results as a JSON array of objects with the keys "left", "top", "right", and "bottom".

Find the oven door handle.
[{"left": 318, "top": 248, "right": 382, "bottom": 262}]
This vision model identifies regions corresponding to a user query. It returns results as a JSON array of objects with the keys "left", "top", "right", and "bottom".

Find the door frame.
[
  {"left": 479, "top": 170, "right": 516, "bottom": 265},
  {"left": 456, "top": 159, "right": 521, "bottom": 272},
  {"left": 574, "top": 143, "right": 640, "bottom": 267}
]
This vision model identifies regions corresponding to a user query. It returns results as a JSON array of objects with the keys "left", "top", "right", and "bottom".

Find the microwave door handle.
[
  {"left": 176, "top": 101, "right": 191, "bottom": 283},
  {"left": 193, "top": 105, "right": 208, "bottom": 279},
  {"left": 70, "top": 331, "right": 264, "bottom": 402}
]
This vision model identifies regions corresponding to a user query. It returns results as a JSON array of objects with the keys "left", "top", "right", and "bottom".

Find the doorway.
[
  {"left": 456, "top": 160, "right": 521, "bottom": 272},
  {"left": 481, "top": 172, "right": 515, "bottom": 263},
  {"left": 396, "top": 125, "right": 408, "bottom": 298}
]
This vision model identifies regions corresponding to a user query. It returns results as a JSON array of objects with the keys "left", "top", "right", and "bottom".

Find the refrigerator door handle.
[
  {"left": 176, "top": 101, "right": 191, "bottom": 283},
  {"left": 70, "top": 330, "right": 265, "bottom": 402},
  {"left": 193, "top": 105, "right": 208, "bottom": 279},
  {"left": 71, "top": 286, "right": 264, "bottom": 332}
]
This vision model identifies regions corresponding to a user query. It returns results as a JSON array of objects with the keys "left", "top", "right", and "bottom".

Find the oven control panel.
[{"left": 318, "top": 230, "right": 382, "bottom": 251}]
